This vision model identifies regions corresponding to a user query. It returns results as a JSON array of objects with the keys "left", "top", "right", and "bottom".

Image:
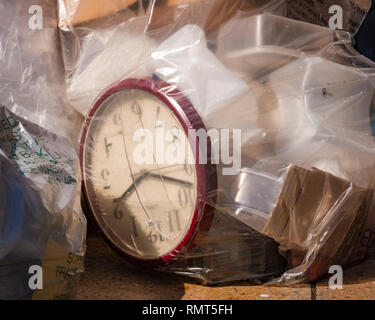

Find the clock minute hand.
[
  {"left": 147, "top": 172, "right": 193, "bottom": 187},
  {"left": 113, "top": 170, "right": 193, "bottom": 204}
]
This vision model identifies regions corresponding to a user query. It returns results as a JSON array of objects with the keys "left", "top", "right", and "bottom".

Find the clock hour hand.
[{"left": 113, "top": 170, "right": 149, "bottom": 203}]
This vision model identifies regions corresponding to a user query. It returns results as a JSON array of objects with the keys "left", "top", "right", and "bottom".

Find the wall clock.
[{"left": 80, "top": 77, "right": 216, "bottom": 266}]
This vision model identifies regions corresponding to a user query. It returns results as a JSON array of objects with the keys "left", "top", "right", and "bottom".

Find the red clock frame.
[{"left": 79, "top": 77, "right": 217, "bottom": 267}]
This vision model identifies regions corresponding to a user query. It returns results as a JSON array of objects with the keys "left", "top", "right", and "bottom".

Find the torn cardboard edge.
[{"left": 262, "top": 164, "right": 374, "bottom": 280}]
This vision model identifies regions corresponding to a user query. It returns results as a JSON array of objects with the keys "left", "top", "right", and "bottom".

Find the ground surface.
[{"left": 76, "top": 228, "right": 375, "bottom": 300}]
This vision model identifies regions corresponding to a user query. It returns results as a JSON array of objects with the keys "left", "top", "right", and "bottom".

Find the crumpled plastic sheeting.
[
  {"left": 213, "top": 14, "right": 375, "bottom": 284},
  {"left": 66, "top": 17, "right": 154, "bottom": 115},
  {"left": 0, "top": 152, "right": 48, "bottom": 299},
  {"left": 58, "top": 0, "right": 375, "bottom": 286},
  {"left": 0, "top": 106, "right": 86, "bottom": 299},
  {"left": 151, "top": 24, "right": 248, "bottom": 120},
  {"left": 0, "top": 0, "right": 83, "bottom": 147},
  {"left": 0, "top": 0, "right": 86, "bottom": 299},
  {"left": 59, "top": 0, "right": 285, "bottom": 116}
]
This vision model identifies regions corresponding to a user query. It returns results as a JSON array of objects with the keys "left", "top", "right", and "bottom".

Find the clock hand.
[
  {"left": 132, "top": 164, "right": 186, "bottom": 177},
  {"left": 113, "top": 170, "right": 149, "bottom": 203},
  {"left": 113, "top": 170, "right": 193, "bottom": 204},
  {"left": 147, "top": 172, "right": 193, "bottom": 187}
]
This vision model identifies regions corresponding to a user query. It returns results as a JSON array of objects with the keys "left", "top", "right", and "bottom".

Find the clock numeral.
[
  {"left": 101, "top": 168, "right": 111, "bottom": 190},
  {"left": 184, "top": 164, "right": 193, "bottom": 176},
  {"left": 131, "top": 216, "right": 138, "bottom": 237},
  {"left": 114, "top": 114, "right": 122, "bottom": 126},
  {"left": 168, "top": 210, "right": 181, "bottom": 233},
  {"left": 178, "top": 187, "right": 193, "bottom": 209},
  {"left": 156, "top": 106, "right": 160, "bottom": 120},
  {"left": 171, "top": 126, "right": 180, "bottom": 144},
  {"left": 147, "top": 221, "right": 165, "bottom": 243},
  {"left": 104, "top": 138, "right": 112, "bottom": 158},
  {"left": 156, "top": 221, "right": 165, "bottom": 242},
  {"left": 147, "top": 230, "right": 158, "bottom": 243},
  {"left": 132, "top": 101, "right": 142, "bottom": 116},
  {"left": 114, "top": 206, "right": 123, "bottom": 220}
]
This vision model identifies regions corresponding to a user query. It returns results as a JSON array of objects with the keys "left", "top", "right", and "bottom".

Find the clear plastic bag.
[
  {"left": 58, "top": 0, "right": 375, "bottom": 285},
  {"left": 0, "top": 0, "right": 83, "bottom": 147},
  {"left": 0, "top": 0, "right": 86, "bottom": 299},
  {"left": 285, "top": 0, "right": 371, "bottom": 35},
  {"left": 0, "top": 105, "right": 86, "bottom": 299}
]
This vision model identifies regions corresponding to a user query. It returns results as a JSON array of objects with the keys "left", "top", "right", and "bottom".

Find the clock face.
[{"left": 80, "top": 79, "right": 209, "bottom": 264}]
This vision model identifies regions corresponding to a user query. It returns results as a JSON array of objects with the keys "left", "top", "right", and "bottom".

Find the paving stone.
[
  {"left": 316, "top": 257, "right": 375, "bottom": 300},
  {"left": 76, "top": 232, "right": 311, "bottom": 300}
]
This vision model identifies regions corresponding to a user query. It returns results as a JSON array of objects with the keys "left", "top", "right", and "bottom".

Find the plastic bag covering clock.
[
  {"left": 0, "top": 0, "right": 86, "bottom": 299},
  {"left": 59, "top": 0, "right": 375, "bottom": 285}
]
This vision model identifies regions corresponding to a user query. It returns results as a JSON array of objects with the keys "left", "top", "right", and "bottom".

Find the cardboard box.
[
  {"left": 58, "top": 0, "right": 273, "bottom": 32},
  {"left": 32, "top": 240, "right": 84, "bottom": 300},
  {"left": 58, "top": 0, "right": 137, "bottom": 27},
  {"left": 148, "top": 0, "right": 275, "bottom": 34},
  {"left": 262, "top": 165, "right": 373, "bottom": 281}
]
